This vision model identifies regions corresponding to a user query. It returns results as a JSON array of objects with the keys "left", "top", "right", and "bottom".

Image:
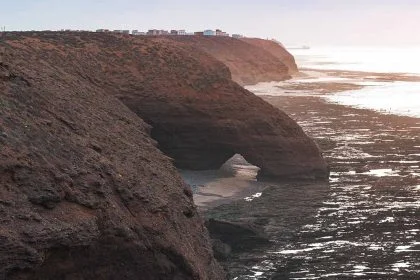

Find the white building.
[
  {"left": 232, "top": 34, "right": 244, "bottom": 39},
  {"left": 112, "top": 30, "right": 130, "bottom": 34},
  {"left": 132, "top": 30, "right": 146, "bottom": 35},
  {"left": 147, "top": 29, "right": 159, "bottom": 35},
  {"left": 215, "top": 29, "right": 229, "bottom": 36},
  {"left": 203, "top": 30, "right": 216, "bottom": 36}
]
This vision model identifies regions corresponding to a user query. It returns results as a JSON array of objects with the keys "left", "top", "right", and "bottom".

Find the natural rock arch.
[{"left": 140, "top": 92, "right": 329, "bottom": 180}]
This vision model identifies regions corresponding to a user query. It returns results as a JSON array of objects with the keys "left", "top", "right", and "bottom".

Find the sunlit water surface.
[
  {"left": 233, "top": 47, "right": 420, "bottom": 279},
  {"left": 289, "top": 47, "right": 420, "bottom": 118}
]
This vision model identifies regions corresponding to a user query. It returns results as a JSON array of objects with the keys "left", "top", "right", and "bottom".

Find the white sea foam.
[
  {"left": 361, "top": 169, "right": 399, "bottom": 177},
  {"left": 244, "top": 192, "right": 262, "bottom": 202},
  {"left": 392, "top": 262, "right": 411, "bottom": 272}
]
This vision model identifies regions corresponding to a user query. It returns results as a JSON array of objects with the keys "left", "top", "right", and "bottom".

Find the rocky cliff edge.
[
  {"left": 0, "top": 33, "right": 225, "bottom": 279},
  {"left": 0, "top": 32, "right": 328, "bottom": 279}
]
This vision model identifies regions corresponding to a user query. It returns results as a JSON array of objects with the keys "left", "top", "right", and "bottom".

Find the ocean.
[
  {"left": 291, "top": 46, "right": 420, "bottom": 74},
  {"left": 186, "top": 46, "right": 420, "bottom": 279},
  {"left": 250, "top": 46, "right": 420, "bottom": 118},
  {"left": 228, "top": 47, "right": 420, "bottom": 279}
]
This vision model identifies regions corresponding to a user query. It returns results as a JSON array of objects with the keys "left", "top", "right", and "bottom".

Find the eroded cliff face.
[
  {"left": 1, "top": 32, "right": 327, "bottom": 179},
  {"left": 240, "top": 38, "right": 299, "bottom": 74},
  {"left": 0, "top": 31, "right": 328, "bottom": 277},
  {"left": 0, "top": 34, "right": 225, "bottom": 279},
  {"left": 167, "top": 36, "right": 292, "bottom": 85}
]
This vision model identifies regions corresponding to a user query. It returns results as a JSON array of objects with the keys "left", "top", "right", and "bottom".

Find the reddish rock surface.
[
  {"left": 168, "top": 35, "right": 292, "bottom": 85},
  {"left": 0, "top": 32, "right": 327, "bottom": 179},
  {"left": 0, "top": 33, "right": 225, "bottom": 279},
  {"left": 240, "top": 38, "right": 299, "bottom": 74},
  {"left": 0, "top": 31, "right": 328, "bottom": 278}
]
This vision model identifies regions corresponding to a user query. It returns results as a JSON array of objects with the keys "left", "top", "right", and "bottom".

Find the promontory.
[{"left": 0, "top": 32, "right": 327, "bottom": 279}]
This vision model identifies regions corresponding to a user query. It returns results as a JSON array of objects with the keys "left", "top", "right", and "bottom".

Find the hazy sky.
[{"left": 2, "top": 0, "right": 420, "bottom": 46}]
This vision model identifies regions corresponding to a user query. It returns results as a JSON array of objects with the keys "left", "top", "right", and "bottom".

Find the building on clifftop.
[
  {"left": 232, "top": 34, "right": 244, "bottom": 39},
  {"left": 132, "top": 30, "right": 146, "bottom": 35},
  {"left": 204, "top": 30, "right": 216, "bottom": 36}
]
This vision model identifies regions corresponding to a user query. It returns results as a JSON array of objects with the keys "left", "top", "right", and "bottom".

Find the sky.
[{"left": 1, "top": 0, "right": 420, "bottom": 46}]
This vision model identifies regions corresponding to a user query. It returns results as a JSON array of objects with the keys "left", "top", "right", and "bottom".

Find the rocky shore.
[
  {"left": 199, "top": 77, "right": 420, "bottom": 278},
  {"left": 0, "top": 32, "right": 328, "bottom": 279}
]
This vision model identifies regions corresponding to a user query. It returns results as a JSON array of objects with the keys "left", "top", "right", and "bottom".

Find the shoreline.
[
  {"left": 248, "top": 68, "right": 420, "bottom": 118},
  {"left": 298, "top": 67, "right": 420, "bottom": 82},
  {"left": 187, "top": 68, "right": 420, "bottom": 213},
  {"left": 183, "top": 156, "right": 270, "bottom": 211},
  {"left": 202, "top": 79, "right": 420, "bottom": 278},
  {"left": 184, "top": 169, "right": 269, "bottom": 210}
]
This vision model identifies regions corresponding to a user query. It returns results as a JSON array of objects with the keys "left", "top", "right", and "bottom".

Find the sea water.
[
  {"left": 234, "top": 47, "right": 420, "bottom": 279},
  {"left": 289, "top": 46, "right": 420, "bottom": 118},
  {"left": 291, "top": 46, "right": 420, "bottom": 74},
  {"left": 324, "top": 81, "right": 420, "bottom": 118}
]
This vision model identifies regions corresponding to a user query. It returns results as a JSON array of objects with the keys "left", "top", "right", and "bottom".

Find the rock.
[
  {"left": 168, "top": 35, "right": 292, "bottom": 85},
  {"left": 240, "top": 37, "right": 299, "bottom": 74},
  {"left": 205, "top": 219, "right": 271, "bottom": 252},
  {"left": 2, "top": 32, "right": 328, "bottom": 180},
  {"left": 0, "top": 33, "right": 225, "bottom": 279},
  {"left": 211, "top": 239, "right": 232, "bottom": 261},
  {"left": 355, "top": 166, "right": 370, "bottom": 173}
]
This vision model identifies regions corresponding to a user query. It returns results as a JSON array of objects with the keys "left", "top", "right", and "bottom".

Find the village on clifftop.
[
  {"left": 95, "top": 28, "right": 245, "bottom": 38},
  {"left": 0, "top": 28, "right": 286, "bottom": 45}
]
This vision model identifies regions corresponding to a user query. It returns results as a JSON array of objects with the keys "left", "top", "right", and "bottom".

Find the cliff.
[
  {"left": 0, "top": 32, "right": 328, "bottom": 278},
  {"left": 0, "top": 33, "right": 225, "bottom": 279},
  {"left": 240, "top": 38, "right": 299, "bottom": 74},
  {"left": 1, "top": 32, "right": 327, "bottom": 179},
  {"left": 167, "top": 36, "right": 292, "bottom": 85}
]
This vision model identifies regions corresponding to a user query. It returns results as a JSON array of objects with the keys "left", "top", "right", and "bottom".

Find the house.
[
  {"left": 132, "top": 30, "right": 146, "bottom": 35},
  {"left": 203, "top": 30, "right": 215, "bottom": 36},
  {"left": 194, "top": 31, "right": 204, "bottom": 36},
  {"left": 147, "top": 29, "right": 159, "bottom": 35},
  {"left": 232, "top": 34, "right": 244, "bottom": 39},
  {"left": 177, "top": 30, "right": 187, "bottom": 35},
  {"left": 147, "top": 29, "right": 170, "bottom": 35},
  {"left": 215, "top": 29, "right": 229, "bottom": 36}
]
